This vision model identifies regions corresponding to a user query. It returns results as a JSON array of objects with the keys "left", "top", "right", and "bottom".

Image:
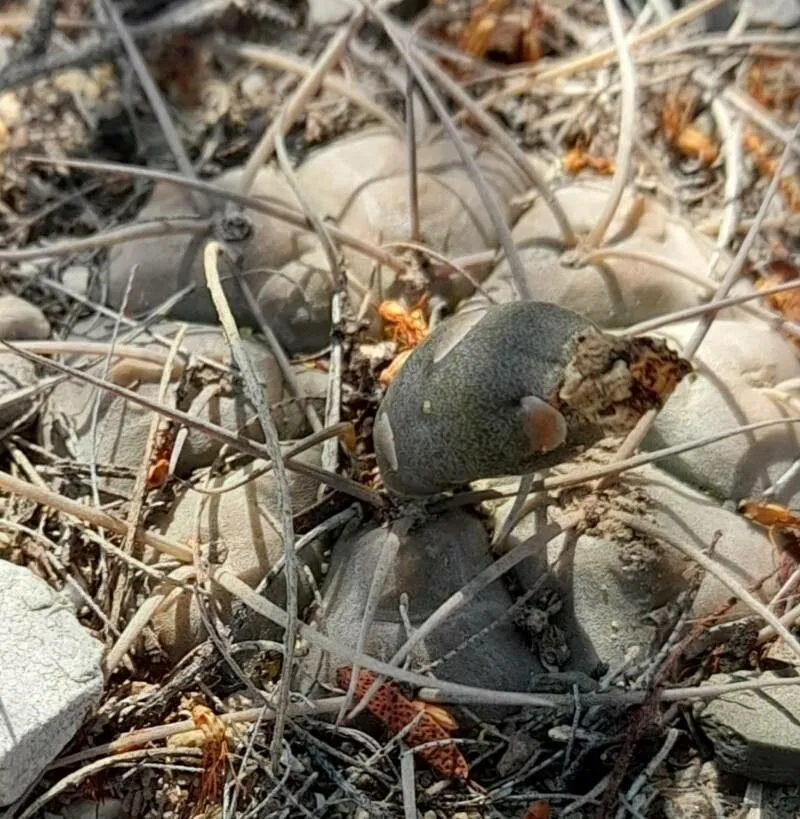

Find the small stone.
[
  {"left": 0, "top": 294, "right": 50, "bottom": 340},
  {"left": 701, "top": 671, "right": 800, "bottom": 785},
  {"left": 307, "top": 0, "right": 352, "bottom": 26},
  {"left": 240, "top": 70, "right": 269, "bottom": 105},
  {"left": 61, "top": 265, "right": 94, "bottom": 300},
  {"left": 0, "top": 561, "right": 104, "bottom": 806}
]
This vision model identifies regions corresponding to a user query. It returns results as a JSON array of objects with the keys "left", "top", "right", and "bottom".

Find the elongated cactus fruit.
[{"left": 374, "top": 302, "right": 690, "bottom": 496}]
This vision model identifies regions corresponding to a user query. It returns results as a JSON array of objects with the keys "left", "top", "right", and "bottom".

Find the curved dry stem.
[
  {"left": 625, "top": 278, "right": 800, "bottom": 335},
  {"left": 381, "top": 240, "right": 496, "bottom": 302},
  {"left": 215, "top": 567, "right": 800, "bottom": 711},
  {"left": 602, "top": 119, "right": 800, "bottom": 484},
  {"left": 708, "top": 99, "right": 742, "bottom": 279},
  {"left": 0, "top": 468, "right": 193, "bottom": 562},
  {"left": 22, "top": 154, "right": 407, "bottom": 275},
  {"left": 51, "top": 697, "right": 346, "bottom": 769},
  {"left": 411, "top": 45, "right": 576, "bottom": 247},
  {"left": 366, "top": 5, "right": 532, "bottom": 300},
  {"left": 99, "top": 0, "right": 206, "bottom": 214},
  {"left": 16, "top": 747, "right": 204, "bottom": 819},
  {"left": 337, "top": 521, "right": 408, "bottom": 725},
  {"left": 585, "top": 246, "right": 800, "bottom": 334},
  {"left": 0, "top": 217, "right": 211, "bottom": 262},
  {"left": 584, "top": 0, "right": 637, "bottom": 250},
  {"left": 204, "top": 241, "right": 299, "bottom": 773}
]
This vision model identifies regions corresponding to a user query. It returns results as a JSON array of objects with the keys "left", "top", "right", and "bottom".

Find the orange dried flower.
[
  {"left": 337, "top": 666, "right": 469, "bottom": 781},
  {"left": 562, "top": 147, "right": 615, "bottom": 176},
  {"left": 521, "top": 801, "right": 551, "bottom": 819},
  {"left": 378, "top": 298, "right": 429, "bottom": 351},
  {"left": 146, "top": 424, "right": 177, "bottom": 489},
  {"left": 661, "top": 90, "right": 718, "bottom": 166}
]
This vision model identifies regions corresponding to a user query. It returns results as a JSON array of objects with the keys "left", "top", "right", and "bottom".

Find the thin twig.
[
  {"left": 0, "top": 216, "right": 211, "bottom": 260},
  {"left": 584, "top": 0, "right": 638, "bottom": 250},
  {"left": 203, "top": 241, "right": 298, "bottom": 774},
  {"left": 2, "top": 339, "right": 384, "bottom": 506},
  {"left": 365, "top": 4, "right": 532, "bottom": 300},
  {"left": 223, "top": 41, "right": 403, "bottom": 135},
  {"left": 410, "top": 45, "right": 576, "bottom": 247},
  {"left": 110, "top": 325, "right": 187, "bottom": 632},
  {"left": 99, "top": 0, "right": 207, "bottom": 214}
]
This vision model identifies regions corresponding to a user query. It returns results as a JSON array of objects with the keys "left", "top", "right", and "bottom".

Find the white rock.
[
  {"left": 149, "top": 447, "right": 324, "bottom": 661},
  {"left": 239, "top": 70, "right": 269, "bottom": 105},
  {"left": 0, "top": 294, "right": 50, "bottom": 340},
  {"left": 477, "top": 182, "right": 730, "bottom": 328},
  {"left": 296, "top": 511, "right": 542, "bottom": 715},
  {"left": 0, "top": 561, "right": 103, "bottom": 806},
  {"left": 645, "top": 319, "right": 800, "bottom": 504},
  {"left": 61, "top": 266, "right": 95, "bottom": 301}
]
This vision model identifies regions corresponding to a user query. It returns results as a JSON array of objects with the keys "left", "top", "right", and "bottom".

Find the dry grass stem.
[
  {"left": 584, "top": 0, "right": 638, "bottom": 250},
  {"left": 203, "top": 240, "right": 299, "bottom": 773}
]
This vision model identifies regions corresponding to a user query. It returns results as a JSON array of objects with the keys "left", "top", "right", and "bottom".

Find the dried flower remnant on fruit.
[
  {"left": 336, "top": 666, "right": 469, "bottom": 780},
  {"left": 378, "top": 298, "right": 430, "bottom": 386},
  {"left": 554, "top": 329, "right": 691, "bottom": 434}
]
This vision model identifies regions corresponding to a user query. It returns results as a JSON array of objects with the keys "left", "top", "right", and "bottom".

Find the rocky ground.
[{"left": 0, "top": 0, "right": 799, "bottom": 817}]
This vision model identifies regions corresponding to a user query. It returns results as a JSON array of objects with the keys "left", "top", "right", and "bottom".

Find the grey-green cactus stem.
[{"left": 374, "top": 302, "right": 690, "bottom": 496}]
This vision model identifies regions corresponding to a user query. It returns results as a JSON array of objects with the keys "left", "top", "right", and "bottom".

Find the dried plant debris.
[{"left": 554, "top": 329, "right": 691, "bottom": 435}]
